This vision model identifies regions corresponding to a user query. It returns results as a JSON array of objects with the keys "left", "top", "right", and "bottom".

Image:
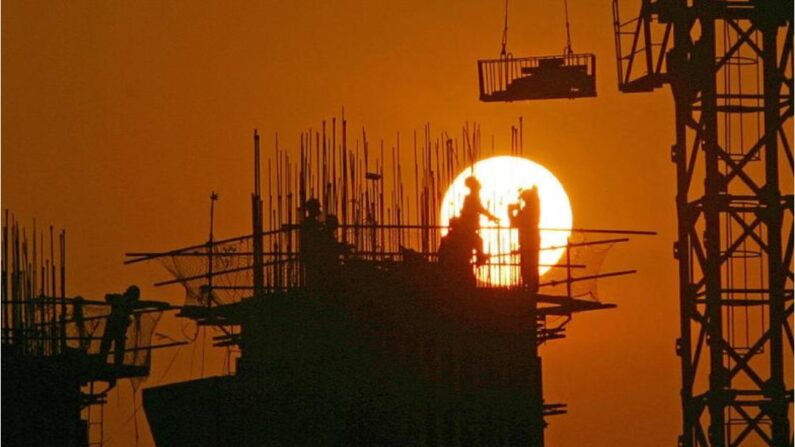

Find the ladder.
[{"left": 86, "top": 383, "right": 105, "bottom": 447}]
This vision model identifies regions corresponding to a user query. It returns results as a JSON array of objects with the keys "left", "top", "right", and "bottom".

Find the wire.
[
  {"left": 102, "top": 346, "right": 184, "bottom": 445},
  {"left": 563, "top": 0, "right": 573, "bottom": 55},
  {"left": 501, "top": 0, "right": 573, "bottom": 57},
  {"left": 131, "top": 382, "right": 139, "bottom": 446},
  {"left": 500, "top": 0, "right": 509, "bottom": 57}
]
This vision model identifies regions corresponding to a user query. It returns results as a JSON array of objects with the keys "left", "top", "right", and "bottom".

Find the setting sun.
[{"left": 440, "top": 156, "right": 573, "bottom": 287}]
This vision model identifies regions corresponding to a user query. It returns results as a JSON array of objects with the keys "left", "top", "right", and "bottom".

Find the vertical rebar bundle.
[{"left": 2, "top": 211, "right": 68, "bottom": 356}]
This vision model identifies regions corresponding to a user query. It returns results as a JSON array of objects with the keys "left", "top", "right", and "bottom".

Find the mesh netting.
[
  {"left": 124, "top": 310, "right": 162, "bottom": 390},
  {"left": 65, "top": 302, "right": 163, "bottom": 388},
  {"left": 160, "top": 239, "right": 256, "bottom": 307},
  {"left": 538, "top": 234, "right": 617, "bottom": 301},
  {"left": 66, "top": 303, "right": 107, "bottom": 353}
]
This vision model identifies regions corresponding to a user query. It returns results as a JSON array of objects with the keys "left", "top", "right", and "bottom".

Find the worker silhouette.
[
  {"left": 438, "top": 217, "right": 477, "bottom": 287},
  {"left": 99, "top": 285, "right": 168, "bottom": 367},
  {"left": 460, "top": 176, "right": 499, "bottom": 265},
  {"left": 300, "top": 198, "right": 342, "bottom": 289},
  {"left": 508, "top": 186, "right": 541, "bottom": 293},
  {"left": 72, "top": 296, "right": 89, "bottom": 352}
]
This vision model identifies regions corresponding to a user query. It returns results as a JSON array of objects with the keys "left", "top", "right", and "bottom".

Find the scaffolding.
[
  {"left": 1, "top": 213, "right": 175, "bottom": 447},
  {"left": 129, "top": 118, "right": 653, "bottom": 447}
]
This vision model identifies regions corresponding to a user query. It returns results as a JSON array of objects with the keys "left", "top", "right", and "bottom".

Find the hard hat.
[
  {"left": 464, "top": 176, "right": 481, "bottom": 190},
  {"left": 124, "top": 285, "right": 141, "bottom": 300},
  {"left": 302, "top": 198, "right": 321, "bottom": 212},
  {"left": 520, "top": 186, "right": 538, "bottom": 200}
]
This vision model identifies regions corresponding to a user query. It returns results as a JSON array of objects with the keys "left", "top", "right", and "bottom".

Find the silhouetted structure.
[
  {"left": 479, "top": 54, "right": 597, "bottom": 102},
  {"left": 478, "top": 0, "right": 596, "bottom": 101},
  {"left": 614, "top": 2, "right": 793, "bottom": 446},
  {"left": 128, "top": 123, "right": 652, "bottom": 447},
  {"left": 1, "top": 214, "right": 172, "bottom": 447},
  {"left": 143, "top": 224, "right": 627, "bottom": 447}
]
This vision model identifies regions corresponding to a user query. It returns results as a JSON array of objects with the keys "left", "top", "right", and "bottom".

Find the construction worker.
[
  {"left": 72, "top": 296, "right": 89, "bottom": 352},
  {"left": 508, "top": 186, "right": 541, "bottom": 293},
  {"left": 438, "top": 217, "right": 477, "bottom": 287},
  {"left": 300, "top": 198, "right": 342, "bottom": 289},
  {"left": 99, "top": 286, "right": 137, "bottom": 366},
  {"left": 99, "top": 285, "right": 168, "bottom": 366},
  {"left": 460, "top": 176, "right": 499, "bottom": 265}
]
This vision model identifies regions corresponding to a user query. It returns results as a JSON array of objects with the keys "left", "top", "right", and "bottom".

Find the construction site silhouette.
[
  {"left": 1, "top": 218, "right": 174, "bottom": 446},
  {"left": 123, "top": 123, "right": 649, "bottom": 447},
  {"left": 1, "top": 0, "right": 792, "bottom": 446}
]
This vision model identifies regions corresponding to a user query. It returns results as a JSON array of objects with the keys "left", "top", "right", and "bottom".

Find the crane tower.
[{"left": 613, "top": 1, "right": 793, "bottom": 446}]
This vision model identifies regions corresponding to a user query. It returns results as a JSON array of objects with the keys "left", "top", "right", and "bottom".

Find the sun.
[{"left": 440, "top": 156, "right": 573, "bottom": 287}]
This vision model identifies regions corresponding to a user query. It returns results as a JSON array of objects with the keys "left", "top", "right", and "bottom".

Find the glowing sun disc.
[{"left": 440, "top": 156, "right": 573, "bottom": 287}]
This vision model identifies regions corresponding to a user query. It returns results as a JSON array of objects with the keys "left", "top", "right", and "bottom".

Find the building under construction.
[
  {"left": 3, "top": 1, "right": 790, "bottom": 445},
  {"left": 1, "top": 215, "right": 174, "bottom": 447},
  {"left": 126, "top": 119, "right": 652, "bottom": 446}
]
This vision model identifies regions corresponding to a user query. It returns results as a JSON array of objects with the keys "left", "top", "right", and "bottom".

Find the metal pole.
[
  {"left": 761, "top": 20, "right": 789, "bottom": 446},
  {"left": 253, "top": 130, "right": 265, "bottom": 298},
  {"left": 207, "top": 192, "right": 218, "bottom": 306}
]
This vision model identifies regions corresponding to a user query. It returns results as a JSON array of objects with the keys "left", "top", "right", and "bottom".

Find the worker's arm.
[
  {"left": 104, "top": 294, "right": 122, "bottom": 305},
  {"left": 480, "top": 203, "right": 499, "bottom": 222},
  {"left": 507, "top": 203, "right": 520, "bottom": 226}
]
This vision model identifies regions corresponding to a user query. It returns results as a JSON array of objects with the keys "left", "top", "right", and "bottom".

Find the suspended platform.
[{"left": 477, "top": 53, "right": 597, "bottom": 102}]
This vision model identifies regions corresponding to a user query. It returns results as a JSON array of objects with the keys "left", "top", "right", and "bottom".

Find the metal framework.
[
  {"left": 127, "top": 121, "right": 656, "bottom": 447},
  {"left": 132, "top": 222, "right": 635, "bottom": 447},
  {"left": 477, "top": 53, "right": 597, "bottom": 102},
  {"left": 1, "top": 215, "right": 178, "bottom": 447},
  {"left": 614, "top": 1, "right": 793, "bottom": 446}
]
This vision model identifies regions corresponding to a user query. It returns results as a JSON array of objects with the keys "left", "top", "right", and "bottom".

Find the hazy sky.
[{"left": 3, "top": 1, "right": 683, "bottom": 446}]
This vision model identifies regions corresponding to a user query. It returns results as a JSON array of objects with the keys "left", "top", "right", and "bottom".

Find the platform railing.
[
  {"left": 612, "top": 0, "right": 671, "bottom": 92},
  {"left": 477, "top": 53, "right": 596, "bottom": 100},
  {"left": 151, "top": 224, "right": 611, "bottom": 298},
  {"left": 131, "top": 223, "right": 648, "bottom": 306}
]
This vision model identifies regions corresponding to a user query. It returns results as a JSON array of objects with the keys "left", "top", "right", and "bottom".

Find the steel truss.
[{"left": 614, "top": 1, "right": 793, "bottom": 446}]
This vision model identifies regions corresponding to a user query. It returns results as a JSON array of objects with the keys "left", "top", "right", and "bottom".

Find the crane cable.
[
  {"left": 500, "top": 0, "right": 509, "bottom": 57},
  {"left": 563, "top": 0, "right": 573, "bottom": 55},
  {"left": 500, "top": 0, "right": 573, "bottom": 57}
]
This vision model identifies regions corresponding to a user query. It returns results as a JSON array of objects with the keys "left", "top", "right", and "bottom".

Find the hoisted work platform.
[
  {"left": 476, "top": 0, "right": 597, "bottom": 102},
  {"left": 478, "top": 53, "right": 597, "bottom": 102}
]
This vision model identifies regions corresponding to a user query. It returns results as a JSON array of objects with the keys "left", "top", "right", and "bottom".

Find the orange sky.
[{"left": 3, "top": 1, "right": 683, "bottom": 446}]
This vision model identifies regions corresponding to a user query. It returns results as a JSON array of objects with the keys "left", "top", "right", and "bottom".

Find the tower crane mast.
[{"left": 613, "top": 1, "right": 793, "bottom": 446}]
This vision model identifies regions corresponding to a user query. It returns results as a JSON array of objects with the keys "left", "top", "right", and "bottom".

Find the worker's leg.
[
  {"left": 529, "top": 269, "right": 539, "bottom": 294},
  {"left": 113, "top": 333, "right": 127, "bottom": 365},
  {"left": 98, "top": 326, "right": 113, "bottom": 361},
  {"left": 529, "top": 241, "right": 540, "bottom": 294},
  {"left": 520, "top": 252, "right": 531, "bottom": 287},
  {"left": 475, "top": 234, "right": 487, "bottom": 266}
]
